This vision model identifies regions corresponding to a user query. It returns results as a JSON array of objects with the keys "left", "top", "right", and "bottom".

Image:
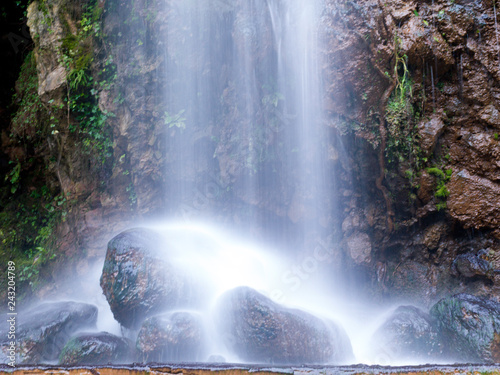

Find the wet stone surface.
[
  {"left": 0, "top": 301, "right": 97, "bottom": 364},
  {"left": 215, "top": 286, "right": 353, "bottom": 365}
]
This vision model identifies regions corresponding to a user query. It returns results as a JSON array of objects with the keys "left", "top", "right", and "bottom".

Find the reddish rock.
[
  {"left": 418, "top": 115, "right": 445, "bottom": 156},
  {"left": 447, "top": 170, "right": 500, "bottom": 237}
]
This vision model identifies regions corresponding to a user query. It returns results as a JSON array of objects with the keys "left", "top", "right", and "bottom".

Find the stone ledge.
[{"left": 1, "top": 364, "right": 500, "bottom": 375}]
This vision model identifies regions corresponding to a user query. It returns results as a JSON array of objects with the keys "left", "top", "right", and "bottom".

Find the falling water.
[
  {"left": 152, "top": 0, "right": 356, "bottom": 363},
  {"left": 49, "top": 0, "right": 430, "bottom": 366},
  {"left": 159, "top": 0, "right": 336, "bottom": 249}
]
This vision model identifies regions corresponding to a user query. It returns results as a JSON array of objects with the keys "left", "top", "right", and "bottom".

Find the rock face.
[
  {"left": 453, "top": 251, "right": 492, "bottom": 279},
  {"left": 370, "top": 306, "right": 443, "bottom": 363},
  {"left": 216, "top": 286, "right": 353, "bottom": 364},
  {"left": 346, "top": 231, "right": 372, "bottom": 265},
  {"left": 136, "top": 312, "right": 205, "bottom": 362},
  {"left": 0, "top": 301, "right": 97, "bottom": 364},
  {"left": 430, "top": 294, "right": 500, "bottom": 362},
  {"left": 100, "top": 228, "right": 188, "bottom": 329},
  {"left": 6, "top": 0, "right": 500, "bottom": 318},
  {"left": 59, "top": 332, "right": 132, "bottom": 365},
  {"left": 447, "top": 170, "right": 500, "bottom": 237}
]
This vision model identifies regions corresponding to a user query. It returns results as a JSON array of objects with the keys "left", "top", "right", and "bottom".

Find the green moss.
[
  {"left": 11, "top": 52, "right": 49, "bottom": 139},
  {"left": 426, "top": 166, "right": 452, "bottom": 211},
  {"left": 59, "top": 336, "right": 84, "bottom": 364},
  {"left": 427, "top": 167, "right": 446, "bottom": 179},
  {"left": 61, "top": 0, "right": 115, "bottom": 166}
]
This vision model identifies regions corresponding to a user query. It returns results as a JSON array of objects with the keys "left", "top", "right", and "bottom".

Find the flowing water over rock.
[{"left": 5, "top": 0, "right": 500, "bottom": 367}]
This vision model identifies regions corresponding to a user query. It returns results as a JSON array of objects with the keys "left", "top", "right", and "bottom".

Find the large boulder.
[
  {"left": 430, "top": 294, "right": 500, "bottom": 362},
  {"left": 59, "top": 332, "right": 133, "bottom": 365},
  {"left": 215, "top": 286, "right": 353, "bottom": 364},
  {"left": 0, "top": 301, "right": 97, "bottom": 364},
  {"left": 136, "top": 311, "right": 205, "bottom": 362},
  {"left": 369, "top": 305, "right": 443, "bottom": 364},
  {"left": 100, "top": 228, "right": 188, "bottom": 329}
]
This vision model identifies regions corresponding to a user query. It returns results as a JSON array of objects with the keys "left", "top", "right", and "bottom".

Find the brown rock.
[
  {"left": 422, "top": 223, "right": 446, "bottom": 251},
  {"left": 418, "top": 115, "right": 445, "bottom": 156},
  {"left": 448, "top": 169, "right": 500, "bottom": 233},
  {"left": 480, "top": 104, "right": 500, "bottom": 129},
  {"left": 417, "top": 170, "right": 435, "bottom": 204}
]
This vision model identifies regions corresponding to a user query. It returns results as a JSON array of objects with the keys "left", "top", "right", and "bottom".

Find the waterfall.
[
  {"left": 161, "top": 0, "right": 334, "bottom": 252},
  {"left": 150, "top": 0, "right": 359, "bottom": 362}
]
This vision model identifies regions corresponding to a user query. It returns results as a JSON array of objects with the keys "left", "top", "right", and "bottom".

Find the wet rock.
[
  {"left": 100, "top": 228, "right": 188, "bottom": 329},
  {"left": 370, "top": 306, "right": 443, "bottom": 363},
  {"left": 59, "top": 332, "right": 132, "bottom": 365},
  {"left": 447, "top": 170, "right": 500, "bottom": 237},
  {"left": 346, "top": 231, "right": 372, "bottom": 265},
  {"left": 453, "top": 250, "right": 492, "bottom": 279},
  {"left": 26, "top": 1, "right": 69, "bottom": 105},
  {"left": 136, "top": 311, "right": 205, "bottom": 363},
  {"left": 417, "top": 170, "right": 435, "bottom": 204},
  {"left": 430, "top": 294, "right": 500, "bottom": 362},
  {"left": 216, "top": 286, "right": 353, "bottom": 364},
  {"left": 422, "top": 223, "right": 446, "bottom": 251},
  {"left": 0, "top": 301, "right": 97, "bottom": 364},
  {"left": 418, "top": 115, "right": 445, "bottom": 157},
  {"left": 479, "top": 104, "right": 500, "bottom": 128}
]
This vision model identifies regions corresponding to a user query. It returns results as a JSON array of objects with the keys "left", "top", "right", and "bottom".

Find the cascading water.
[
  {"left": 161, "top": 0, "right": 334, "bottom": 246},
  {"left": 125, "top": 0, "right": 361, "bottom": 364},
  {"left": 6, "top": 0, "right": 500, "bottom": 368}
]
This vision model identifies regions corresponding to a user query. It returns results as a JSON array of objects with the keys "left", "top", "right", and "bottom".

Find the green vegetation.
[
  {"left": 427, "top": 166, "right": 452, "bottom": 210},
  {"left": 62, "top": 0, "right": 115, "bottom": 166},
  {"left": 11, "top": 52, "right": 53, "bottom": 140},
  {"left": 164, "top": 110, "right": 186, "bottom": 130},
  {"left": 0, "top": 51, "right": 66, "bottom": 296},
  {"left": 385, "top": 42, "right": 425, "bottom": 193},
  {"left": 1, "top": 0, "right": 116, "bottom": 299}
]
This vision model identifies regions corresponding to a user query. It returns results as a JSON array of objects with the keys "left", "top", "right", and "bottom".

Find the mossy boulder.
[
  {"left": 0, "top": 301, "right": 97, "bottom": 364},
  {"left": 100, "top": 228, "right": 187, "bottom": 329},
  {"left": 215, "top": 286, "right": 353, "bottom": 364},
  {"left": 59, "top": 331, "right": 133, "bottom": 365},
  {"left": 430, "top": 294, "right": 500, "bottom": 362},
  {"left": 136, "top": 311, "right": 205, "bottom": 363}
]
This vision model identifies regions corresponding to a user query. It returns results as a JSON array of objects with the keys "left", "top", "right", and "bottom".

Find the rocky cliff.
[{"left": 1, "top": 0, "right": 499, "bottom": 307}]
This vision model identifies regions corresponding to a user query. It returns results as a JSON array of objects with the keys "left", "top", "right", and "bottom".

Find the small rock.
[
  {"left": 453, "top": 251, "right": 492, "bottom": 278},
  {"left": 136, "top": 311, "right": 205, "bottom": 362},
  {"left": 59, "top": 332, "right": 132, "bottom": 365},
  {"left": 215, "top": 286, "right": 353, "bottom": 364},
  {"left": 418, "top": 115, "right": 445, "bottom": 156},
  {"left": 346, "top": 231, "right": 372, "bottom": 265},
  {"left": 417, "top": 170, "right": 435, "bottom": 204},
  {"left": 430, "top": 294, "right": 500, "bottom": 362},
  {"left": 479, "top": 104, "right": 500, "bottom": 128},
  {"left": 422, "top": 223, "right": 446, "bottom": 251}
]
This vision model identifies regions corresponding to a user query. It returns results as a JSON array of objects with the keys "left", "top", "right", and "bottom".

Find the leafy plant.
[
  {"left": 60, "top": 0, "right": 116, "bottom": 166},
  {"left": 427, "top": 167, "right": 452, "bottom": 210},
  {"left": 5, "top": 162, "right": 21, "bottom": 194},
  {"left": 164, "top": 110, "right": 186, "bottom": 130}
]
